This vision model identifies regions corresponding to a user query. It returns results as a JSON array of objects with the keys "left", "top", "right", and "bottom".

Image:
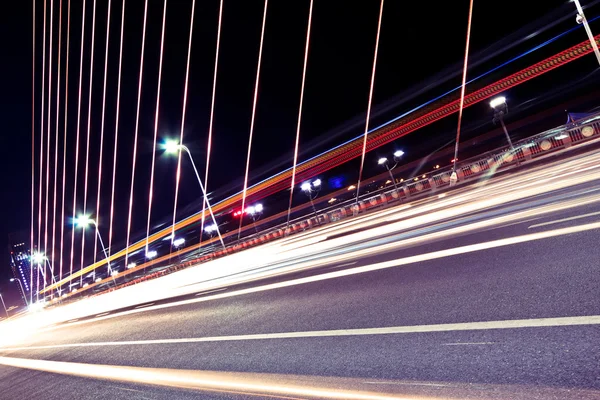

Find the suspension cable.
[
  {"left": 355, "top": 0, "right": 385, "bottom": 203},
  {"left": 79, "top": 0, "right": 97, "bottom": 286},
  {"left": 93, "top": 0, "right": 113, "bottom": 265},
  {"left": 124, "top": 0, "right": 149, "bottom": 267},
  {"left": 68, "top": 0, "right": 87, "bottom": 289},
  {"left": 108, "top": 0, "right": 126, "bottom": 270},
  {"left": 237, "top": 0, "right": 269, "bottom": 241},
  {"left": 197, "top": 0, "right": 224, "bottom": 247},
  {"left": 51, "top": 0, "right": 63, "bottom": 297},
  {"left": 145, "top": 0, "right": 168, "bottom": 253},
  {"left": 452, "top": 0, "right": 475, "bottom": 176},
  {"left": 59, "top": 0, "right": 71, "bottom": 286},
  {"left": 37, "top": 0, "right": 47, "bottom": 302},
  {"left": 31, "top": 0, "right": 36, "bottom": 305},
  {"left": 286, "top": 0, "right": 314, "bottom": 228},
  {"left": 44, "top": 0, "right": 54, "bottom": 292}
]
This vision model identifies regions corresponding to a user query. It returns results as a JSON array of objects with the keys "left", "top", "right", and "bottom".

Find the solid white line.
[
  {"left": 96, "top": 312, "right": 110, "bottom": 318},
  {"left": 195, "top": 288, "right": 227, "bottom": 297},
  {"left": 442, "top": 342, "right": 495, "bottom": 346},
  {"left": 528, "top": 211, "right": 600, "bottom": 229},
  {"left": 4, "top": 315, "right": 599, "bottom": 352}
]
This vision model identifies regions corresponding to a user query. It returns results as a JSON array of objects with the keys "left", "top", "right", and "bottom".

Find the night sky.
[{"left": 1, "top": 0, "right": 599, "bottom": 298}]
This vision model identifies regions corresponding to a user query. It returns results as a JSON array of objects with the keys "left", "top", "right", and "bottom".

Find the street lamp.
[
  {"left": 75, "top": 215, "right": 115, "bottom": 283},
  {"left": 245, "top": 203, "right": 264, "bottom": 233},
  {"left": 172, "top": 238, "right": 185, "bottom": 248},
  {"left": 490, "top": 96, "right": 514, "bottom": 150},
  {"left": 161, "top": 140, "right": 225, "bottom": 249},
  {"left": 571, "top": 0, "right": 600, "bottom": 66},
  {"left": 377, "top": 150, "right": 404, "bottom": 191},
  {"left": 301, "top": 179, "right": 321, "bottom": 221},
  {"left": 146, "top": 250, "right": 158, "bottom": 260},
  {"left": 0, "top": 293, "right": 8, "bottom": 318},
  {"left": 9, "top": 278, "right": 28, "bottom": 306}
]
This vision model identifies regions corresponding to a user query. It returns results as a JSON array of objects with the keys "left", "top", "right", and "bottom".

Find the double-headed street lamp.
[
  {"left": 74, "top": 215, "right": 116, "bottom": 284},
  {"left": 378, "top": 150, "right": 404, "bottom": 191},
  {"left": 301, "top": 179, "right": 321, "bottom": 221},
  {"left": 490, "top": 96, "right": 515, "bottom": 150},
  {"left": 9, "top": 278, "right": 28, "bottom": 307},
  {"left": 162, "top": 140, "right": 225, "bottom": 249}
]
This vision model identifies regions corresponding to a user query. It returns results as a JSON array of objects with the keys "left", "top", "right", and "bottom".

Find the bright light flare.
[
  {"left": 490, "top": 96, "right": 506, "bottom": 109},
  {"left": 74, "top": 215, "right": 94, "bottom": 228},
  {"left": 31, "top": 252, "right": 46, "bottom": 265},
  {"left": 301, "top": 182, "right": 311, "bottom": 192},
  {"left": 146, "top": 250, "right": 158, "bottom": 260}
]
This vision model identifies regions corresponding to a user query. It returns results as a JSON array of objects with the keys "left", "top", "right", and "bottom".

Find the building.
[{"left": 8, "top": 231, "right": 33, "bottom": 305}]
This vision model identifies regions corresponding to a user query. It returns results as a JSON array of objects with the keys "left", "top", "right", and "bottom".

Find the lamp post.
[
  {"left": 0, "top": 293, "right": 8, "bottom": 318},
  {"left": 9, "top": 278, "right": 28, "bottom": 307},
  {"left": 572, "top": 0, "right": 600, "bottom": 66},
  {"left": 490, "top": 96, "right": 514, "bottom": 150},
  {"left": 162, "top": 140, "right": 225, "bottom": 249},
  {"left": 74, "top": 215, "right": 116, "bottom": 284},
  {"left": 378, "top": 150, "right": 404, "bottom": 191},
  {"left": 301, "top": 179, "right": 321, "bottom": 222}
]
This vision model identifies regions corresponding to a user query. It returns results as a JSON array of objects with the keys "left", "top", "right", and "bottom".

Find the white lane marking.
[
  {"left": 364, "top": 382, "right": 450, "bottom": 387},
  {"left": 195, "top": 288, "right": 228, "bottom": 297},
  {"left": 528, "top": 211, "right": 600, "bottom": 229},
  {"left": 96, "top": 313, "right": 110, "bottom": 318},
  {"left": 4, "top": 315, "right": 599, "bottom": 352},
  {"left": 134, "top": 303, "right": 155, "bottom": 310},
  {"left": 0, "top": 357, "right": 409, "bottom": 400},
  {"left": 42, "top": 221, "right": 600, "bottom": 331},
  {"left": 443, "top": 342, "right": 495, "bottom": 346}
]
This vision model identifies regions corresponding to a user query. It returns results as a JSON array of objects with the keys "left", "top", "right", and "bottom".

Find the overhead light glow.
[
  {"left": 377, "top": 157, "right": 387, "bottom": 165},
  {"left": 162, "top": 139, "right": 180, "bottom": 154},
  {"left": 490, "top": 96, "right": 506, "bottom": 109}
]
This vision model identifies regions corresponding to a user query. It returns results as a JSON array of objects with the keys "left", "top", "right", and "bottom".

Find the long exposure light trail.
[
  {"left": 197, "top": 0, "right": 223, "bottom": 246},
  {"left": 125, "top": 0, "right": 149, "bottom": 267},
  {"left": 69, "top": 0, "right": 87, "bottom": 289},
  {"left": 108, "top": 0, "right": 126, "bottom": 264},
  {"left": 79, "top": 0, "right": 98, "bottom": 285},
  {"left": 51, "top": 0, "right": 63, "bottom": 289},
  {"left": 355, "top": 0, "right": 384, "bottom": 202},
  {"left": 145, "top": 0, "right": 168, "bottom": 253},
  {"left": 286, "top": 0, "right": 314, "bottom": 227},
  {"left": 59, "top": 0, "right": 71, "bottom": 284},
  {"left": 238, "top": 0, "right": 269, "bottom": 241},
  {"left": 93, "top": 0, "right": 112, "bottom": 264},
  {"left": 37, "top": 0, "right": 48, "bottom": 301},
  {"left": 451, "top": 0, "right": 474, "bottom": 175},
  {"left": 31, "top": 0, "right": 36, "bottom": 305}
]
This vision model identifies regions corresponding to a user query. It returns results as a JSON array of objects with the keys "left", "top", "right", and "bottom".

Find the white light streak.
[
  {"left": 38, "top": 0, "right": 48, "bottom": 302},
  {"left": 145, "top": 0, "right": 168, "bottom": 253},
  {"left": 355, "top": 0, "right": 385, "bottom": 202},
  {"left": 31, "top": 0, "right": 36, "bottom": 306},
  {"left": 238, "top": 0, "right": 269, "bottom": 241}
]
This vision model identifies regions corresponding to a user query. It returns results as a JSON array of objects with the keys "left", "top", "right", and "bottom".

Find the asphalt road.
[{"left": 1, "top": 155, "right": 599, "bottom": 399}]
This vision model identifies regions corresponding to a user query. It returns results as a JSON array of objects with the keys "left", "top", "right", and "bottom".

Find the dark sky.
[{"left": 1, "top": 0, "right": 599, "bottom": 289}]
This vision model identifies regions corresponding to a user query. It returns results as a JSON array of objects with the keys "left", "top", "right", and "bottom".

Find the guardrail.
[{"left": 69, "top": 112, "right": 600, "bottom": 300}]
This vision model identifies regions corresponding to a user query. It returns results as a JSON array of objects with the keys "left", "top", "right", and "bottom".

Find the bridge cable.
[
  {"left": 37, "top": 0, "right": 47, "bottom": 302},
  {"left": 30, "top": 0, "right": 36, "bottom": 305}
]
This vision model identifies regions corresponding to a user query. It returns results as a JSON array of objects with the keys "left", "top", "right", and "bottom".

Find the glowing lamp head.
[
  {"left": 312, "top": 179, "right": 322, "bottom": 187},
  {"left": 74, "top": 215, "right": 94, "bottom": 228},
  {"left": 393, "top": 150, "right": 405, "bottom": 158},
  {"left": 31, "top": 252, "right": 46, "bottom": 265},
  {"left": 9, "top": 278, "right": 15, "bottom": 282},
  {"left": 127, "top": 262, "right": 137, "bottom": 269},
  {"left": 490, "top": 96, "right": 506, "bottom": 109},
  {"left": 301, "top": 182, "right": 312, "bottom": 192},
  {"left": 173, "top": 238, "right": 185, "bottom": 247},
  {"left": 162, "top": 140, "right": 181, "bottom": 154},
  {"left": 204, "top": 224, "right": 217, "bottom": 233},
  {"left": 254, "top": 203, "right": 263, "bottom": 213},
  {"left": 378, "top": 157, "right": 388, "bottom": 165},
  {"left": 146, "top": 250, "right": 158, "bottom": 259}
]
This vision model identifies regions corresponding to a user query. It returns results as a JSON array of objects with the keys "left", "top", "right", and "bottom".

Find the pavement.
[{"left": 1, "top": 149, "right": 600, "bottom": 399}]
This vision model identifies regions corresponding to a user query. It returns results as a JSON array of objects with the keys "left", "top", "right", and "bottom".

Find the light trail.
[
  {"left": 197, "top": 0, "right": 223, "bottom": 246},
  {"left": 30, "top": 0, "right": 36, "bottom": 305},
  {"left": 93, "top": 0, "right": 112, "bottom": 264},
  {"left": 237, "top": 0, "right": 269, "bottom": 241},
  {"left": 108, "top": 0, "right": 126, "bottom": 267},
  {"left": 451, "top": 0, "right": 475, "bottom": 174},
  {"left": 125, "top": 0, "right": 149, "bottom": 267},
  {"left": 286, "top": 0, "right": 314, "bottom": 227},
  {"left": 51, "top": 0, "right": 63, "bottom": 292},
  {"left": 69, "top": 0, "right": 87, "bottom": 289},
  {"left": 145, "top": 0, "right": 168, "bottom": 253},
  {"left": 37, "top": 0, "right": 48, "bottom": 301},
  {"left": 355, "top": 0, "right": 384, "bottom": 203},
  {"left": 79, "top": 0, "right": 98, "bottom": 286},
  {"left": 0, "top": 357, "right": 419, "bottom": 400},
  {"left": 59, "top": 0, "right": 71, "bottom": 284},
  {"left": 44, "top": 0, "right": 55, "bottom": 292}
]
